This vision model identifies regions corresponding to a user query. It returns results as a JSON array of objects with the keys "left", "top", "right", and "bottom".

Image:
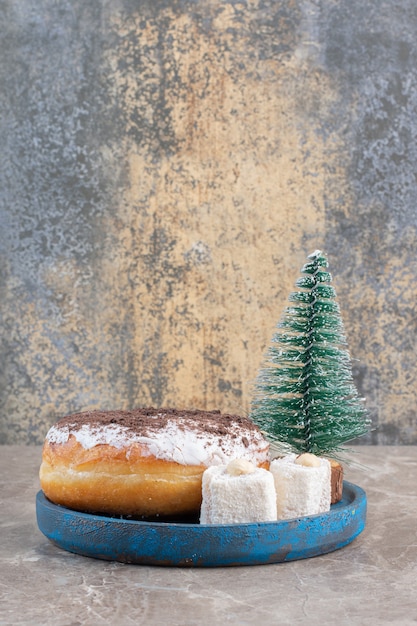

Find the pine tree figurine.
[{"left": 250, "top": 250, "right": 371, "bottom": 461}]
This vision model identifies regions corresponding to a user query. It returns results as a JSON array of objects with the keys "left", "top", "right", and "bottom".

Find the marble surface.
[{"left": 1, "top": 446, "right": 416, "bottom": 625}]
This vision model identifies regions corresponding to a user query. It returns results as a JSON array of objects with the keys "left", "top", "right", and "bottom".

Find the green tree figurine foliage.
[{"left": 250, "top": 250, "right": 371, "bottom": 458}]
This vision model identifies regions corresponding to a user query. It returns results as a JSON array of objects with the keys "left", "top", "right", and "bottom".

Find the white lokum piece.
[
  {"left": 270, "top": 453, "right": 331, "bottom": 520},
  {"left": 199, "top": 459, "right": 277, "bottom": 524}
]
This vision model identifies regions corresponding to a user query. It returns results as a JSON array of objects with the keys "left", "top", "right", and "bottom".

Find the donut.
[{"left": 39, "top": 407, "right": 270, "bottom": 518}]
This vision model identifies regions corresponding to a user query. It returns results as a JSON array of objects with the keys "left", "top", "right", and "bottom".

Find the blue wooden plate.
[{"left": 36, "top": 481, "right": 366, "bottom": 567}]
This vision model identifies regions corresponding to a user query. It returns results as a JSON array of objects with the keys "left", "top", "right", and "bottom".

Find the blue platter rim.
[{"left": 36, "top": 481, "right": 366, "bottom": 567}]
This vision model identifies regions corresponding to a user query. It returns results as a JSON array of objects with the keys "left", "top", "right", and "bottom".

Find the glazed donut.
[{"left": 39, "top": 408, "right": 270, "bottom": 518}]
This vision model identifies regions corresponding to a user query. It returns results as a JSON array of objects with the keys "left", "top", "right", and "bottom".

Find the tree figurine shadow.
[{"left": 250, "top": 250, "right": 371, "bottom": 460}]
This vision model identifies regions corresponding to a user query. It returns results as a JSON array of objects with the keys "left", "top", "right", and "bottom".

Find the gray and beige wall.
[{"left": 1, "top": 0, "right": 416, "bottom": 445}]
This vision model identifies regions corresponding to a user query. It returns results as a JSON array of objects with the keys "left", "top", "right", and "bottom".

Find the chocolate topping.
[{"left": 54, "top": 407, "right": 262, "bottom": 440}]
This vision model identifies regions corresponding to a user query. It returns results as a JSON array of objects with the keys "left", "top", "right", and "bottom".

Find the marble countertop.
[{"left": 1, "top": 445, "right": 416, "bottom": 625}]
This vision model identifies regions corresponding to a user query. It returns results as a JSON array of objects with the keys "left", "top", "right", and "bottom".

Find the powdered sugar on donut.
[{"left": 46, "top": 423, "right": 131, "bottom": 450}]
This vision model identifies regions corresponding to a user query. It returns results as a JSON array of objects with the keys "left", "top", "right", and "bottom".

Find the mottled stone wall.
[{"left": 1, "top": 0, "right": 416, "bottom": 444}]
